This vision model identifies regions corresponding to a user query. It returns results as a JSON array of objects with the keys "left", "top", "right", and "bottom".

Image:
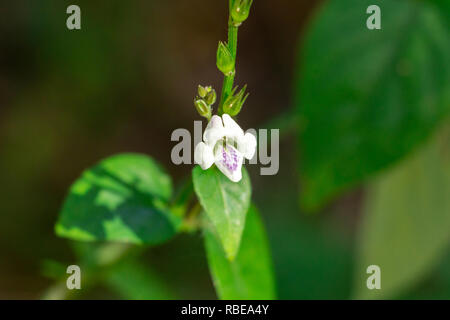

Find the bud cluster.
[
  {"left": 194, "top": 85, "right": 216, "bottom": 120},
  {"left": 199, "top": 1, "right": 254, "bottom": 120}
]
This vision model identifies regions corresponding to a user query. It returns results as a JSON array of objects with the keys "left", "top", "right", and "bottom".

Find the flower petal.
[
  {"left": 194, "top": 142, "right": 214, "bottom": 170},
  {"left": 203, "top": 115, "right": 225, "bottom": 148},
  {"left": 238, "top": 131, "right": 257, "bottom": 160},
  {"left": 214, "top": 143, "right": 243, "bottom": 182},
  {"left": 222, "top": 114, "right": 244, "bottom": 142}
]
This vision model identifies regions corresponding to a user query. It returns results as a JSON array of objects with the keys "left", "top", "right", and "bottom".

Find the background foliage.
[{"left": 0, "top": 0, "right": 448, "bottom": 299}]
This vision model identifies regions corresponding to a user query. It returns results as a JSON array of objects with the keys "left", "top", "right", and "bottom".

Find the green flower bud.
[
  {"left": 198, "top": 85, "right": 208, "bottom": 98},
  {"left": 231, "top": 0, "right": 253, "bottom": 26},
  {"left": 222, "top": 85, "right": 249, "bottom": 116},
  {"left": 194, "top": 99, "right": 211, "bottom": 119},
  {"left": 223, "top": 95, "right": 239, "bottom": 115},
  {"left": 216, "top": 41, "right": 235, "bottom": 76},
  {"left": 205, "top": 89, "right": 217, "bottom": 106}
]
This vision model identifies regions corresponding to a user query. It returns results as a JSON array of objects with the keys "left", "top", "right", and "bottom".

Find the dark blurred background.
[{"left": 0, "top": 0, "right": 448, "bottom": 299}]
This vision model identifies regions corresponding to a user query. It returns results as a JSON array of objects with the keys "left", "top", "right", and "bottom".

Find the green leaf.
[
  {"left": 204, "top": 205, "right": 276, "bottom": 299},
  {"left": 353, "top": 124, "right": 450, "bottom": 299},
  {"left": 56, "top": 153, "right": 181, "bottom": 244},
  {"left": 296, "top": 0, "right": 450, "bottom": 211},
  {"left": 193, "top": 166, "right": 251, "bottom": 260}
]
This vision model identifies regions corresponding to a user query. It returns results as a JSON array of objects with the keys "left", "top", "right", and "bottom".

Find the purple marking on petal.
[{"left": 220, "top": 145, "right": 239, "bottom": 172}]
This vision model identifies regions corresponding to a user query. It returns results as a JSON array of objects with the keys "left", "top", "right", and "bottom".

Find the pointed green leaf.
[
  {"left": 204, "top": 205, "right": 276, "bottom": 299},
  {"left": 56, "top": 153, "right": 181, "bottom": 244},
  {"left": 354, "top": 125, "right": 450, "bottom": 299},
  {"left": 193, "top": 166, "right": 251, "bottom": 260},
  {"left": 296, "top": 0, "right": 450, "bottom": 211}
]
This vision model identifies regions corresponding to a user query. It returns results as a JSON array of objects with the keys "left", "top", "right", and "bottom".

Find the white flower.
[{"left": 194, "top": 114, "right": 257, "bottom": 182}]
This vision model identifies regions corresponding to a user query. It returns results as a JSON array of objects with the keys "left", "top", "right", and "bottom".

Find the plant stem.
[
  {"left": 219, "top": 1, "right": 239, "bottom": 114},
  {"left": 180, "top": 201, "right": 202, "bottom": 232},
  {"left": 41, "top": 243, "right": 132, "bottom": 300}
]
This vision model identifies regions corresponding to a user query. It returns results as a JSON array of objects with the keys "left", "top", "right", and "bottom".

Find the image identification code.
[{"left": 181, "top": 304, "right": 270, "bottom": 317}]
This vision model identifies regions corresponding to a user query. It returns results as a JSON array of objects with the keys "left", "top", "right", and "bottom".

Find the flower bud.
[
  {"left": 205, "top": 89, "right": 217, "bottom": 106},
  {"left": 194, "top": 99, "right": 211, "bottom": 119},
  {"left": 222, "top": 95, "right": 239, "bottom": 116},
  {"left": 198, "top": 85, "right": 208, "bottom": 98},
  {"left": 231, "top": 0, "right": 253, "bottom": 26},
  {"left": 216, "top": 41, "right": 235, "bottom": 76},
  {"left": 222, "top": 85, "right": 248, "bottom": 116}
]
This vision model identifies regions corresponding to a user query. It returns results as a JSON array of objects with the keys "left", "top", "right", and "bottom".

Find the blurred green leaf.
[
  {"left": 354, "top": 124, "right": 450, "bottom": 299},
  {"left": 399, "top": 250, "right": 450, "bottom": 299},
  {"left": 204, "top": 205, "right": 276, "bottom": 299},
  {"left": 56, "top": 153, "right": 181, "bottom": 244},
  {"left": 193, "top": 166, "right": 251, "bottom": 260},
  {"left": 296, "top": 0, "right": 450, "bottom": 211},
  {"left": 105, "top": 260, "right": 175, "bottom": 300}
]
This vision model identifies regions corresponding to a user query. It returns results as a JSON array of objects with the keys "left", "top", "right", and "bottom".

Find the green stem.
[
  {"left": 41, "top": 243, "right": 133, "bottom": 300},
  {"left": 219, "top": 2, "right": 239, "bottom": 114},
  {"left": 180, "top": 201, "right": 202, "bottom": 232}
]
